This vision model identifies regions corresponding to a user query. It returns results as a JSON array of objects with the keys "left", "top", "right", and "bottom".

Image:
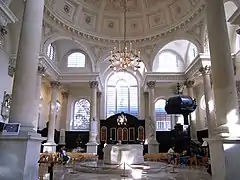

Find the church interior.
[{"left": 1, "top": 0, "right": 240, "bottom": 179}]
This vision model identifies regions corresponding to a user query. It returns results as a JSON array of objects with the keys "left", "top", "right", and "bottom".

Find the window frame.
[
  {"left": 106, "top": 72, "right": 139, "bottom": 118},
  {"left": 155, "top": 99, "right": 172, "bottom": 131},
  {"left": 47, "top": 43, "right": 55, "bottom": 61},
  {"left": 71, "top": 98, "right": 90, "bottom": 131},
  {"left": 67, "top": 52, "right": 86, "bottom": 68}
]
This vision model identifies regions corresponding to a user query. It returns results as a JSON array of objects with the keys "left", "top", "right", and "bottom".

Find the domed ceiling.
[{"left": 45, "top": 0, "right": 205, "bottom": 41}]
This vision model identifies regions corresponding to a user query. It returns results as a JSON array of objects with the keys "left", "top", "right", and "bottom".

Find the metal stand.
[
  {"left": 170, "top": 163, "right": 177, "bottom": 174},
  {"left": 120, "top": 162, "right": 128, "bottom": 177}
]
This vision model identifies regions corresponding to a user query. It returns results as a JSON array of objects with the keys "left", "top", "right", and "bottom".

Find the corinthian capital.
[
  {"left": 199, "top": 65, "right": 211, "bottom": 76},
  {"left": 38, "top": 64, "right": 46, "bottom": 75},
  {"left": 50, "top": 81, "right": 60, "bottom": 88},
  {"left": 62, "top": 91, "right": 69, "bottom": 98},
  {"left": 90, "top": 81, "right": 99, "bottom": 89},
  {"left": 184, "top": 80, "right": 195, "bottom": 88},
  {"left": 147, "top": 81, "right": 156, "bottom": 89}
]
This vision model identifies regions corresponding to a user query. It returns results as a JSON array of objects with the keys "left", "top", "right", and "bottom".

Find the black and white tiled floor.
[{"left": 53, "top": 162, "right": 211, "bottom": 180}]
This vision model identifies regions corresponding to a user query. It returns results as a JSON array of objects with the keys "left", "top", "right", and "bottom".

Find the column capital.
[
  {"left": 97, "top": 92, "right": 102, "bottom": 97},
  {"left": 90, "top": 81, "right": 99, "bottom": 89},
  {"left": 37, "top": 64, "right": 46, "bottom": 75},
  {"left": 147, "top": 81, "right": 156, "bottom": 89},
  {"left": 199, "top": 65, "right": 211, "bottom": 76},
  {"left": 184, "top": 80, "right": 195, "bottom": 88},
  {"left": 61, "top": 91, "right": 69, "bottom": 98},
  {"left": 50, "top": 81, "right": 60, "bottom": 88}
]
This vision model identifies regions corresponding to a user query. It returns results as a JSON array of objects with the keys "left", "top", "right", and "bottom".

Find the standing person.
[{"left": 167, "top": 146, "right": 177, "bottom": 165}]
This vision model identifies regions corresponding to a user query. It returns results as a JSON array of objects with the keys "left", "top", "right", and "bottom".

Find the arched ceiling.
[{"left": 45, "top": 0, "right": 205, "bottom": 41}]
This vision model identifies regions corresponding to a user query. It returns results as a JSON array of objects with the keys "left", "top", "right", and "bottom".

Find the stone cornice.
[
  {"left": 43, "top": 2, "right": 206, "bottom": 45},
  {"left": 39, "top": 53, "right": 59, "bottom": 81},
  {"left": 0, "top": 0, "right": 18, "bottom": 26}
]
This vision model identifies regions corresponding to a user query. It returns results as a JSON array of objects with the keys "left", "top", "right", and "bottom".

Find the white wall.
[{"left": 0, "top": 50, "right": 13, "bottom": 122}]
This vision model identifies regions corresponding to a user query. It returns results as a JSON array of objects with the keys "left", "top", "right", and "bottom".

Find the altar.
[{"left": 103, "top": 144, "right": 144, "bottom": 165}]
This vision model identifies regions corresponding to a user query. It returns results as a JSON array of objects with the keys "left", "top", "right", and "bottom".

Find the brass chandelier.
[{"left": 109, "top": 0, "right": 142, "bottom": 71}]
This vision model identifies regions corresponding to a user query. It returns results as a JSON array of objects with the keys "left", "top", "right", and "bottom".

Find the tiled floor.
[{"left": 53, "top": 161, "right": 211, "bottom": 180}]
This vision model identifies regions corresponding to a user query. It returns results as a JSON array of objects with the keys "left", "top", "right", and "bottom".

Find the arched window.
[
  {"left": 47, "top": 43, "right": 55, "bottom": 61},
  {"left": 155, "top": 99, "right": 172, "bottom": 131},
  {"left": 72, "top": 99, "right": 90, "bottom": 131},
  {"left": 67, "top": 52, "right": 85, "bottom": 67},
  {"left": 187, "top": 43, "right": 198, "bottom": 63},
  {"left": 106, "top": 72, "right": 138, "bottom": 118}
]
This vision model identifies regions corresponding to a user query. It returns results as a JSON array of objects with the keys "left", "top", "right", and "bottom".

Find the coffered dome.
[{"left": 45, "top": 0, "right": 205, "bottom": 41}]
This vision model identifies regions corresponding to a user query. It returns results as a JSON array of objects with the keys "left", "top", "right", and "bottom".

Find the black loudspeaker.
[{"left": 165, "top": 95, "right": 197, "bottom": 125}]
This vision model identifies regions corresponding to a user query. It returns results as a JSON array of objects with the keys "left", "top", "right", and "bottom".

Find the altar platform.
[{"left": 103, "top": 144, "right": 144, "bottom": 165}]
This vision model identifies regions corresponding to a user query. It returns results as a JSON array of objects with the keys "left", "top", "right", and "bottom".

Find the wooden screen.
[
  {"left": 122, "top": 127, "right": 128, "bottom": 141},
  {"left": 117, "top": 128, "right": 123, "bottom": 141},
  {"left": 129, "top": 127, "right": 135, "bottom": 141},
  {"left": 110, "top": 128, "right": 116, "bottom": 141},
  {"left": 101, "top": 126, "right": 107, "bottom": 141},
  {"left": 138, "top": 126, "right": 144, "bottom": 141}
]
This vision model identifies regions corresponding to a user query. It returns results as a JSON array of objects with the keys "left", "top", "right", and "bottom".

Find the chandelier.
[
  {"left": 109, "top": 0, "right": 142, "bottom": 71},
  {"left": 117, "top": 113, "right": 127, "bottom": 126}
]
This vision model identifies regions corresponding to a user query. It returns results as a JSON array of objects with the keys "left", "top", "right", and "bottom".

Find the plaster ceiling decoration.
[{"left": 44, "top": 0, "right": 205, "bottom": 43}]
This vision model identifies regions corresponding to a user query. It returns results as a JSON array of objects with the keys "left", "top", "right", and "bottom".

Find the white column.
[
  {"left": 199, "top": 66, "right": 216, "bottom": 137},
  {"left": 206, "top": 0, "right": 240, "bottom": 135},
  {"left": 146, "top": 81, "right": 159, "bottom": 153},
  {"left": 36, "top": 63, "right": 46, "bottom": 130},
  {"left": 205, "top": 1, "right": 240, "bottom": 180},
  {"left": 43, "top": 81, "right": 60, "bottom": 152},
  {"left": 184, "top": 80, "right": 197, "bottom": 140},
  {"left": 97, "top": 92, "right": 102, "bottom": 143},
  {"left": 0, "top": 1, "right": 45, "bottom": 180},
  {"left": 59, "top": 91, "right": 68, "bottom": 145},
  {"left": 87, "top": 81, "right": 99, "bottom": 154},
  {"left": 8, "top": 0, "right": 45, "bottom": 132}
]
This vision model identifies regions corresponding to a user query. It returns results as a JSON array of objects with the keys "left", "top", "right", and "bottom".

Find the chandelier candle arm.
[{"left": 109, "top": 0, "right": 142, "bottom": 72}]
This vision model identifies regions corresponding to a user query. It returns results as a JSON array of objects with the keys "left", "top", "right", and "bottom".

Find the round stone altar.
[{"left": 103, "top": 144, "right": 144, "bottom": 165}]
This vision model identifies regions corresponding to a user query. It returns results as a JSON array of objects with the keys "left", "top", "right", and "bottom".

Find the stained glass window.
[
  {"left": 67, "top": 52, "right": 85, "bottom": 67},
  {"left": 155, "top": 99, "right": 172, "bottom": 131},
  {"left": 106, "top": 72, "right": 138, "bottom": 118},
  {"left": 72, "top": 99, "right": 90, "bottom": 131},
  {"left": 47, "top": 43, "right": 55, "bottom": 61}
]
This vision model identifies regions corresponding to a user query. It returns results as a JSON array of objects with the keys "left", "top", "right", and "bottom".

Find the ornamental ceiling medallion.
[{"left": 44, "top": 0, "right": 205, "bottom": 44}]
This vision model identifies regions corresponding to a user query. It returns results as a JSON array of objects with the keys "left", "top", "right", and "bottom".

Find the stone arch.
[{"left": 42, "top": 32, "right": 95, "bottom": 72}]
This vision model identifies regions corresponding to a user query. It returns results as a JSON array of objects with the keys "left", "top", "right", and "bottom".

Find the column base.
[
  {"left": 0, "top": 132, "right": 45, "bottom": 180},
  {"left": 86, "top": 142, "right": 99, "bottom": 154},
  {"left": 43, "top": 141, "right": 57, "bottom": 152},
  {"left": 148, "top": 139, "right": 159, "bottom": 153},
  {"left": 205, "top": 137, "right": 240, "bottom": 180}
]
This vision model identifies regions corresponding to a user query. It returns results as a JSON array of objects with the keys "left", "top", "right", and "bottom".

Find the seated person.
[
  {"left": 167, "top": 146, "right": 177, "bottom": 164},
  {"left": 60, "top": 147, "right": 71, "bottom": 164},
  {"left": 179, "top": 150, "right": 190, "bottom": 165}
]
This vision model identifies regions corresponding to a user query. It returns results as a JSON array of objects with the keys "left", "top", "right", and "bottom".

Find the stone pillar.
[
  {"left": 97, "top": 92, "right": 102, "bottom": 143},
  {"left": 58, "top": 92, "right": 68, "bottom": 146},
  {"left": 206, "top": 0, "right": 240, "bottom": 135},
  {"left": 205, "top": 1, "right": 240, "bottom": 180},
  {"left": 43, "top": 81, "right": 60, "bottom": 152},
  {"left": 87, "top": 81, "right": 99, "bottom": 154},
  {"left": 0, "top": 0, "right": 45, "bottom": 180},
  {"left": 184, "top": 80, "right": 197, "bottom": 140},
  {"left": 36, "top": 63, "right": 46, "bottom": 129},
  {"left": 199, "top": 66, "right": 216, "bottom": 137},
  {"left": 146, "top": 81, "right": 159, "bottom": 153}
]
